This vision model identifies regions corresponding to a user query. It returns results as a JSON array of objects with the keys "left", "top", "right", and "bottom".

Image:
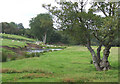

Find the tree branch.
[
  {"left": 97, "top": 3, "right": 108, "bottom": 17},
  {"left": 97, "top": 43, "right": 102, "bottom": 63}
]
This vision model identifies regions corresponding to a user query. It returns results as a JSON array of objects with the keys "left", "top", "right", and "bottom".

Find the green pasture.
[
  {"left": 2, "top": 46, "right": 118, "bottom": 82},
  {"left": 0, "top": 33, "right": 36, "bottom": 42},
  {"left": 0, "top": 34, "right": 65, "bottom": 49},
  {"left": 1, "top": 39, "right": 27, "bottom": 48}
]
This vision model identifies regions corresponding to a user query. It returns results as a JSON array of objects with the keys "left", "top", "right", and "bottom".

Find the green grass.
[
  {"left": 1, "top": 48, "right": 15, "bottom": 55},
  {"left": 1, "top": 46, "right": 118, "bottom": 82},
  {"left": 0, "top": 34, "right": 65, "bottom": 49},
  {"left": 1, "top": 39, "right": 27, "bottom": 48},
  {"left": 0, "top": 33, "right": 36, "bottom": 42}
]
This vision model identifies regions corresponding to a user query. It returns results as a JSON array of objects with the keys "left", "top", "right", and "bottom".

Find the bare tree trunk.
[
  {"left": 100, "top": 46, "right": 111, "bottom": 71},
  {"left": 43, "top": 32, "right": 47, "bottom": 44},
  {"left": 86, "top": 43, "right": 102, "bottom": 71}
]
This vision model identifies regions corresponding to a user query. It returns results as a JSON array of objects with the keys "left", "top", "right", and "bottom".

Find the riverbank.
[{"left": 1, "top": 34, "right": 66, "bottom": 62}]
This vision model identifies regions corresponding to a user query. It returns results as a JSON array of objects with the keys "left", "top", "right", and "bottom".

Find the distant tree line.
[
  {"left": 0, "top": 19, "right": 70, "bottom": 45},
  {"left": 2, "top": 22, "right": 24, "bottom": 35},
  {"left": 1, "top": 13, "right": 119, "bottom": 46},
  {"left": 1, "top": 22, "right": 34, "bottom": 38}
]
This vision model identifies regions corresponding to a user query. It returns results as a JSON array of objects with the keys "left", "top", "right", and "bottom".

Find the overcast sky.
[
  {"left": 0, "top": 0, "right": 59, "bottom": 28},
  {"left": 0, "top": 0, "right": 93, "bottom": 28}
]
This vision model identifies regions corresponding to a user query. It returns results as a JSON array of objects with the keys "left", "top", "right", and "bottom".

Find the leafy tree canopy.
[
  {"left": 43, "top": 0, "right": 118, "bottom": 71},
  {"left": 29, "top": 13, "right": 54, "bottom": 43}
]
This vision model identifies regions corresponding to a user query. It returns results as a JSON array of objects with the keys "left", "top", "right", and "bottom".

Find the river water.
[{"left": 27, "top": 49, "right": 63, "bottom": 53}]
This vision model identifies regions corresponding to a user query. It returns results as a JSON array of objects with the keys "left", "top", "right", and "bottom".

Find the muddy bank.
[
  {"left": 2, "top": 43, "right": 43, "bottom": 56},
  {"left": 26, "top": 43, "right": 42, "bottom": 49}
]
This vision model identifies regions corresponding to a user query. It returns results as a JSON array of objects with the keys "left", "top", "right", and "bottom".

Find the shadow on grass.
[{"left": 110, "top": 66, "right": 118, "bottom": 70}]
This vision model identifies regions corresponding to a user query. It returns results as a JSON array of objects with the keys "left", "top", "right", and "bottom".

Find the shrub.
[
  {"left": 31, "top": 53, "right": 35, "bottom": 57},
  {"left": 10, "top": 55, "right": 16, "bottom": 61},
  {"left": 39, "top": 52, "right": 44, "bottom": 55},
  {"left": 49, "top": 50, "right": 52, "bottom": 52},
  {"left": 18, "top": 56, "right": 25, "bottom": 59},
  {"left": 35, "top": 52, "right": 40, "bottom": 57},
  {"left": 24, "top": 52, "right": 31, "bottom": 58},
  {"left": 2, "top": 52, "right": 7, "bottom": 62},
  {"left": 43, "top": 51, "right": 47, "bottom": 53},
  {"left": 90, "top": 60, "right": 93, "bottom": 64},
  {"left": 1, "top": 48, "right": 16, "bottom": 62}
]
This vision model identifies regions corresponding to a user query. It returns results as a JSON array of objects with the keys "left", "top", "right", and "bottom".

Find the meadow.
[
  {"left": 0, "top": 34, "right": 65, "bottom": 62},
  {"left": 0, "top": 33, "right": 36, "bottom": 42},
  {"left": 1, "top": 39, "right": 27, "bottom": 48},
  {"left": 1, "top": 46, "right": 118, "bottom": 82}
]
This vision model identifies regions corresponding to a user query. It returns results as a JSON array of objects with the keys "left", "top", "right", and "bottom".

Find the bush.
[
  {"left": 40, "top": 52, "right": 44, "bottom": 55},
  {"left": 10, "top": 55, "right": 16, "bottom": 61},
  {"left": 31, "top": 53, "right": 35, "bottom": 57},
  {"left": 2, "top": 52, "right": 7, "bottom": 62},
  {"left": 49, "top": 50, "right": 52, "bottom": 52},
  {"left": 24, "top": 52, "right": 31, "bottom": 58},
  {"left": 43, "top": 51, "right": 47, "bottom": 53},
  {"left": 1, "top": 48, "right": 17, "bottom": 62},
  {"left": 35, "top": 52, "right": 40, "bottom": 57}
]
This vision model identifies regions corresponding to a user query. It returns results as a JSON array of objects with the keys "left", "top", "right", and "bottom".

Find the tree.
[
  {"left": 90, "top": 1, "right": 118, "bottom": 70},
  {"left": 17, "top": 23, "right": 24, "bottom": 29},
  {"left": 2, "top": 22, "right": 17, "bottom": 34},
  {"left": 29, "top": 13, "right": 54, "bottom": 44},
  {"left": 43, "top": 0, "right": 118, "bottom": 71},
  {"left": 48, "top": 30, "right": 62, "bottom": 44},
  {"left": 48, "top": 30, "right": 70, "bottom": 44},
  {"left": 24, "top": 29, "right": 34, "bottom": 38},
  {"left": 1, "top": 22, "right": 25, "bottom": 35},
  {"left": 2, "top": 22, "right": 10, "bottom": 33}
]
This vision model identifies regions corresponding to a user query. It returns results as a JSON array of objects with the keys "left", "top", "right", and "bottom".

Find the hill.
[{"left": 0, "top": 33, "right": 65, "bottom": 62}]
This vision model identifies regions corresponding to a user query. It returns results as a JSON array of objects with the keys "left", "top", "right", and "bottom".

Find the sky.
[
  {"left": 0, "top": 0, "right": 58, "bottom": 28},
  {"left": 0, "top": 0, "right": 95, "bottom": 28}
]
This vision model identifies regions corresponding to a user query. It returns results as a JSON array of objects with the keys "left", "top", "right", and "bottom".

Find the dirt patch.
[
  {"left": 63, "top": 78, "right": 74, "bottom": 82},
  {"left": 2, "top": 46, "right": 25, "bottom": 57},
  {"left": 0, "top": 68, "right": 21, "bottom": 73},
  {"left": 20, "top": 73, "right": 54, "bottom": 79},
  {"left": 26, "top": 43, "right": 42, "bottom": 49},
  {"left": 1, "top": 68, "right": 54, "bottom": 75}
]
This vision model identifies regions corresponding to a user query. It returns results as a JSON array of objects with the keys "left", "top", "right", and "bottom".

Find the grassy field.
[
  {"left": 1, "top": 39, "right": 27, "bottom": 48},
  {"left": 1, "top": 46, "right": 118, "bottom": 82},
  {"left": 0, "top": 33, "right": 36, "bottom": 42},
  {"left": 0, "top": 34, "right": 66, "bottom": 63},
  {"left": 0, "top": 34, "right": 65, "bottom": 49},
  {"left": 0, "top": 34, "right": 34, "bottom": 48}
]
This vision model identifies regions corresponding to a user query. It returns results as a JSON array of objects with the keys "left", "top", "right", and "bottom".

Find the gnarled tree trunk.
[
  {"left": 86, "top": 43, "right": 102, "bottom": 71},
  {"left": 97, "top": 44, "right": 102, "bottom": 64},
  {"left": 100, "top": 46, "right": 111, "bottom": 71},
  {"left": 86, "top": 41, "right": 112, "bottom": 71}
]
